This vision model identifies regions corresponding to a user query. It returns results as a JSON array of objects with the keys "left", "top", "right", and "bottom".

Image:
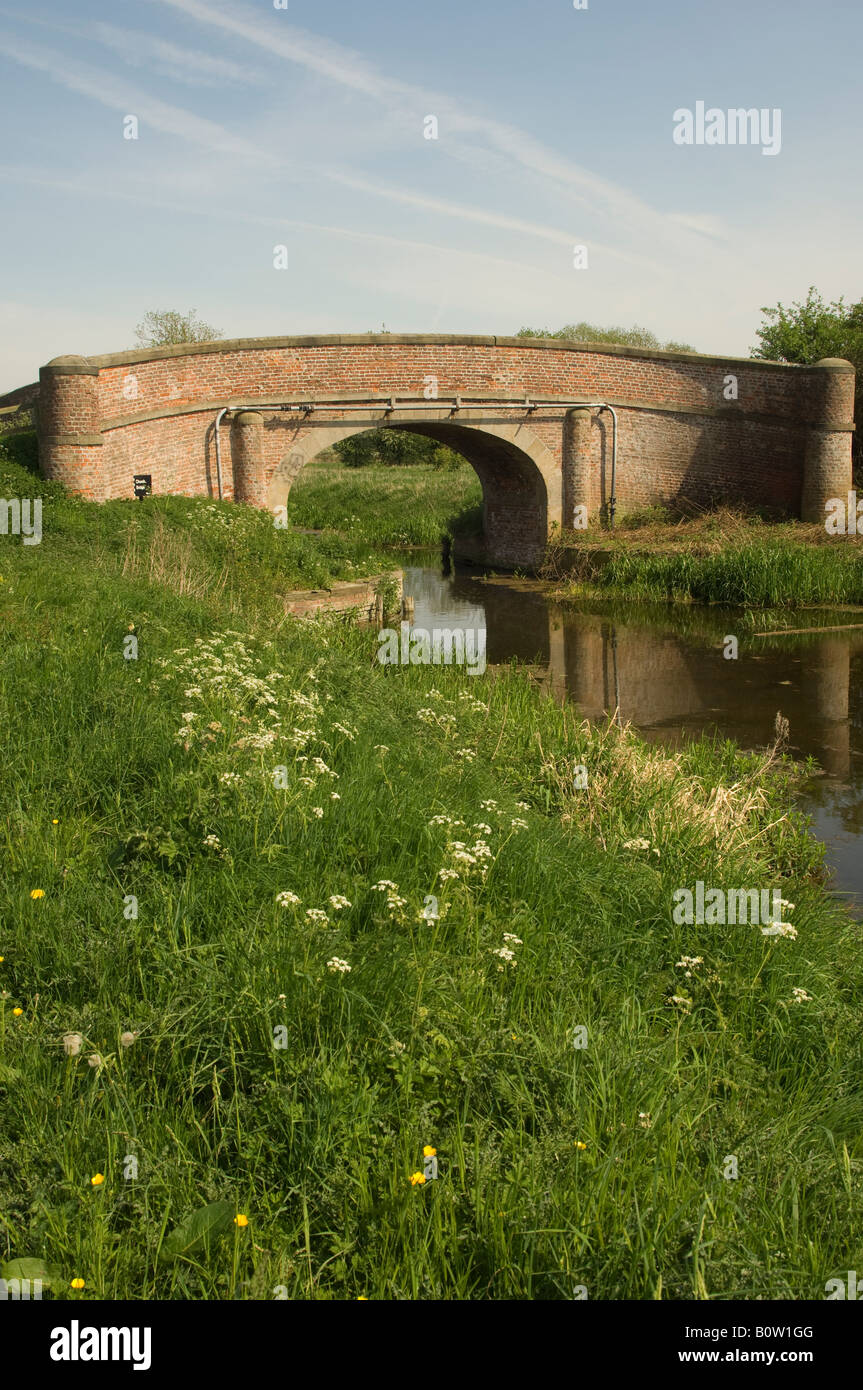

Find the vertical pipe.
[{"left": 214, "top": 407, "right": 228, "bottom": 501}]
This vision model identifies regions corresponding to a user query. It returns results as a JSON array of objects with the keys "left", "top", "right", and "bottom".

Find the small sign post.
[{"left": 133, "top": 475, "right": 152, "bottom": 500}]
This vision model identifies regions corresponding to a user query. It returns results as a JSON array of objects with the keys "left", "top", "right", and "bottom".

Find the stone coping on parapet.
[
  {"left": 38, "top": 337, "right": 856, "bottom": 375},
  {"left": 92, "top": 392, "right": 855, "bottom": 435}
]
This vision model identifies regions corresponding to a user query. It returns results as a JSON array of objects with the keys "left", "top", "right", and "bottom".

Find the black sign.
[{"left": 133, "top": 474, "right": 152, "bottom": 499}]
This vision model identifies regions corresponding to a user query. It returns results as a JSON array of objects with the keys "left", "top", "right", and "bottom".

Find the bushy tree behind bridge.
[{"left": 751, "top": 287, "right": 863, "bottom": 475}]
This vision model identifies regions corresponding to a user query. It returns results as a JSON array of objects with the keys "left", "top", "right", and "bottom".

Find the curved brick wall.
[{"left": 36, "top": 335, "right": 855, "bottom": 566}]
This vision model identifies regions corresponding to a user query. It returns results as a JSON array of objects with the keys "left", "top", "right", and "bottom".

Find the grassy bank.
[
  {"left": 289, "top": 450, "right": 483, "bottom": 546},
  {"left": 545, "top": 510, "right": 863, "bottom": 607},
  {"left": 0, "top": 439, "right": 400, "bottom": 616},
  {"left": 1, "top": 461, "right": 862, "bottom": 1301}
]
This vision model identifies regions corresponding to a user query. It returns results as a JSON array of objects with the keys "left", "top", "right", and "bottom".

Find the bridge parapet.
[{"left": 35, "top": 335, "right": 854, "bottom": 560}]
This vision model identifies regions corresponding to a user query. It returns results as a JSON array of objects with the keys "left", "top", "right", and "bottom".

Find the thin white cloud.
[
  {"left": 91, "top": 22, "right": 259, "bottom": 86},
  {"left": 322, "top": 170, "right": 667, "bottom": 272},
  {"left": 0, "top": 21, "right": 667, "bottom": 273},
  {"left": 666, "top": 212, "right": 729, "bottom": 240},
  {"left": 152, "top": 0, "right": 725, "bottom": 256},
  {"left": 0, "top": 161, "right": 583, "bottom": 275},
  {"left": 0, "top": 31, "right": 273, "bottom": 164}
]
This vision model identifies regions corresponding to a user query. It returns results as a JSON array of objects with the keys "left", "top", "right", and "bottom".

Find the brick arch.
[{"left": 267, "top": 415, "right": 561, "bottom": 568}]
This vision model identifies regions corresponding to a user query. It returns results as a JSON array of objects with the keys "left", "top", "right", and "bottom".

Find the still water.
[{"left": 398, "top": 555, "right": 863, "bottom": 913}]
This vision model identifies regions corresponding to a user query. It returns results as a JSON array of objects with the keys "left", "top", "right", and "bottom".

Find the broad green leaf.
[
  {"left": 1, "top": 1257, "right": 61, "bottom": 1287},
  {"left": 158, "top": 1200, "right": 235, "bottom": 1263}
]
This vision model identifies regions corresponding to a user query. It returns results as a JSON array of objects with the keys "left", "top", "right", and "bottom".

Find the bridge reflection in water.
[{"left": 401, "top": 559, "right": 863, "bottom": 911}]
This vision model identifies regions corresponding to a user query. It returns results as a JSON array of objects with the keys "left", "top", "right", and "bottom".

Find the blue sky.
[{"left": 0, "top": 0, "right": 859, "bottom": 390}]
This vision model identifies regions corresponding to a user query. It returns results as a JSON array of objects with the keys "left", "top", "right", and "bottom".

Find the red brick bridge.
[{"left": 36, "top": 334, "right": 854, "bottom": 566}]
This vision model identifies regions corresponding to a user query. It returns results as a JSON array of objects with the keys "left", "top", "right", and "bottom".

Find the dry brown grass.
[
  {"left": 543, "top": 711, "right": 791, "bottom": 868},
  {"left": 548, "top": 506, "right": 859, "bottom": 559},
  {"left": 119, "top": 513, "right": 229, "bottom": 603}
]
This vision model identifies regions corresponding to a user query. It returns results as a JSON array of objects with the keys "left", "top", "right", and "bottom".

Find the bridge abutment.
[
  {"left": 231, "top": 410, "right": 266, "bottom": 506},
  {"left": 565, "top": 407, "right": 594, "bottom": 528},
  {"left": 801, "top": 359, "right": 856, "bottom": 524},
  {"left": 38, "top": 355, "right": 103, "bottom": 500}
]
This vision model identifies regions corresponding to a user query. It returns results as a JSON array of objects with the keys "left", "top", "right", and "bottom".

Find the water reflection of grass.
[{"left": 546, "top": 595, "right": 863, "bottom": 651}]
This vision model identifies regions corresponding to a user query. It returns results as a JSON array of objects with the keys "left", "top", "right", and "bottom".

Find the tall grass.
[
  {"left": 549, "top": 513, "right": 863, "bottom": 607},
  {"left": 590, "top": 542, "right": 863, "bottom": 606},
  {"left": 1, "top": 451, "right": 862, "bottom": 1300}
]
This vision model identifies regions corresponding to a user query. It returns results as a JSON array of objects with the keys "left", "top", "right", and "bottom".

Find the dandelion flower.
[
  {"left": 52, "top": 818, "right": 59, "bottom": 825},
  {"left": 91, "top": 1173, "right": 105, "bottom": 1186},
  {"left": 574, "top": 1141, "right": 587, "bottom": 1151},
  {"left": 30, "top": 889, "right": 45, "bottom": 899},
  {"left": 409, "top": 1171, "right": 427, "bottom": 1186},
  {"left": 12, "top": 1006, "right": 23, "bottom": 1016},
  {"left": 234, "top": 1214, "right": 249, "bottom": 1227},
  {"left": 70, "top": 1278, "right": 85, "bottom": 1290},
  {"left": 423, "top": 1145, "right": 437, "bottom": 1158}
]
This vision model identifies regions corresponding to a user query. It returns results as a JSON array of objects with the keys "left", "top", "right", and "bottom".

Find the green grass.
[
  {"left": 547, "top": 510, "right": 863, "bottom": 607},
  {"left": 575, "top": 543, "right": 863, "bottom": 606},
  {"left": 0, "top": 439, "right": 400, "bottom": 620},
  {"left": 288, "top": 451, "right": 483, "bottom": 547},
  {"left": 1, "top": 444, "right": 862, "bottom": 1301}
]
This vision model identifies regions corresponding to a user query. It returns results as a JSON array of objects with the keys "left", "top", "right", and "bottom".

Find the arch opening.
[{"left": 266, "top": 415, "right": 561, "bottom": 568}]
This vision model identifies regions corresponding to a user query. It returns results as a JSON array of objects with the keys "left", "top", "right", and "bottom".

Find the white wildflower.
[{"left": 326, "top": 957, "right": 351, "bottom": 974}]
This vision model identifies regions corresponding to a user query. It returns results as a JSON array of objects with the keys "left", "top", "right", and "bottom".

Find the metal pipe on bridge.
[{"left": 211, "top": 395, "right": 619, "bottom": 524}]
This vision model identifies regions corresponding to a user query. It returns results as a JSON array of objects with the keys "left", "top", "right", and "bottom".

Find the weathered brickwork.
[{"left": 36, "top": 335, "right": 855, "bottom": 567}]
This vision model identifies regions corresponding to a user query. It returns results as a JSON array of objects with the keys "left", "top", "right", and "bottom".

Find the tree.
[
  {"left": 515, "top": 322, "right": 697, "bottom": 352},
  {"left": 751, "top": 286, "right": 861, "bottom": 364},
  {"left": 751, "top": 287, "right": 863, "bottom": 473},
  {"left": 134, "top": 309, "right": 224, "bottom": 348},
  {"left": 335, "top": 429, "right": 462, "bottom": 470}
]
